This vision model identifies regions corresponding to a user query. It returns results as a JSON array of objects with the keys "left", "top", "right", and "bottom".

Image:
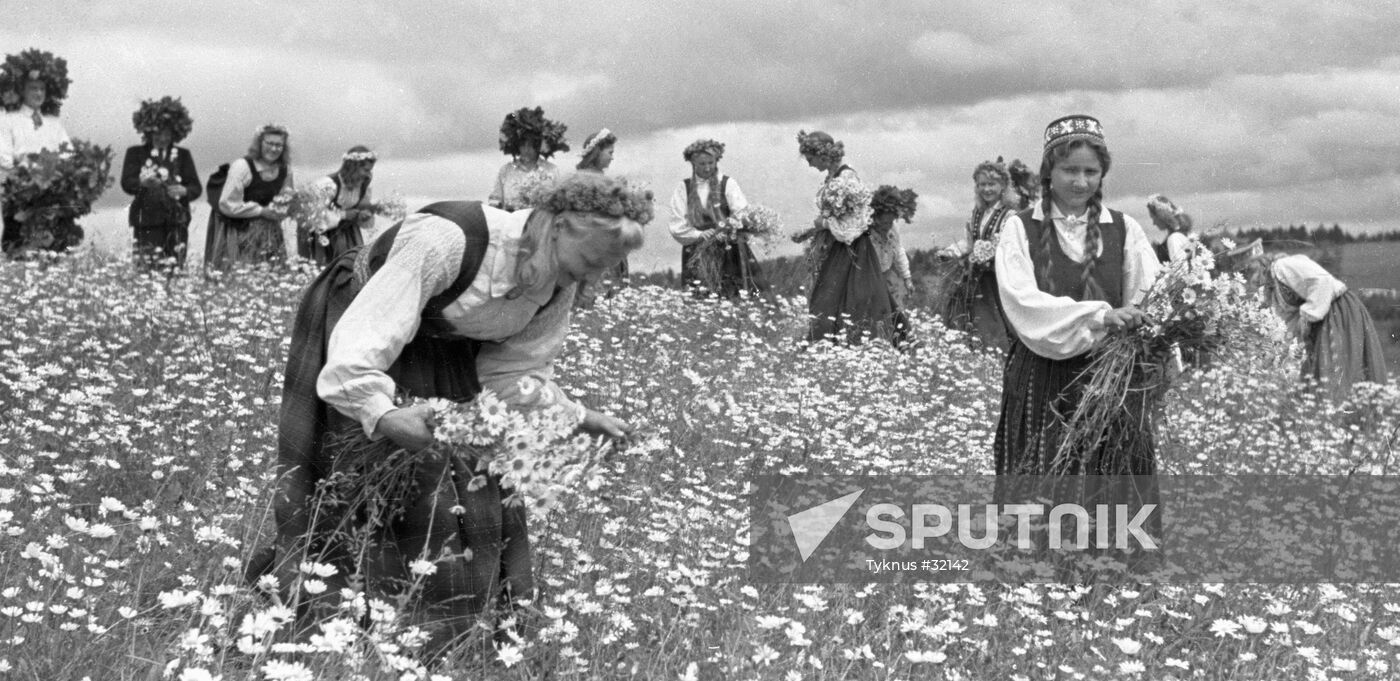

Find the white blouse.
[
  {"left": 0, "top": 106, "right": 71, "bottom": 189},
  {"left": 310, "top": 175, "right": 373, "bottom": 233},
  {"left": 1166, "top": 231, "right": 1191, "bottom": 263},
  {"left": 667, "top": 175, "right": 750, "bottom": 245},
  {"left": 995, "top": 202, "right": 1161, "bottom": 360},
  {"left": 219, "top": 158, "right": 295, "bottom": 219},
  {"left": 319, "top": 207, "right": 583, "bottom": 438},
  {"left": 488, "top": 160, "right": 559, "bottom": 211},
  {"left": 1271, "top": 254, "right": 1346, "bottom": 324}
]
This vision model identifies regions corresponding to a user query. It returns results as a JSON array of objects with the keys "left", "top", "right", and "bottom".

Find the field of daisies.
[{"left": 2, "top": 254, "right": 1399, "bottom": 681}]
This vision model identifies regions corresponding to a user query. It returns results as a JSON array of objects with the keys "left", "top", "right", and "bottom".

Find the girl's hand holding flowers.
[
  {"left": 1104, "top": 306, "right": 1148, "bottom": 331},
  {"left": 374, "top": 404, "right": 438, "bottom": 452},
  {"left": 581, "top": 409, "right": 632, "bottom": 439}
]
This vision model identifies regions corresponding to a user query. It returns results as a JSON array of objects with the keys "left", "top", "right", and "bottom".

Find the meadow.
[{"left": 2, "top": 254, "right": 1400, "bottom": 680}]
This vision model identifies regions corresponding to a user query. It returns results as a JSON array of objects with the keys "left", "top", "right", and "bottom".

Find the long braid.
[
  {"left": 1080, "top": 184, "right": 1107, "bottom": 301},
  {"left": 1036, "top": 170, "right": 1057, "bottom": 294}
]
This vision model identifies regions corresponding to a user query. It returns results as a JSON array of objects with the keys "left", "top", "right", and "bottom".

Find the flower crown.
[
  {"left": 973, "top": 157, "right": 1010, "bottom": 185},
  {"left": 682, "top": 138, "right": 725, "bottom": 162},
  {"left": 796, "top": 130, "right": 844, "bottom": 164},
  {"left": 528, "top": 173, "right": 655, "bottom": 225},
  {"left": 583, "top": 128, "right": 616, "bottom": 154},
  {"left": 342, "top": 149, "right": 376, "bottom": 162},
  {"left": 870, "top": 185, "right": 919, "bottom": 222},
  {"left": 132, "top": 96, "right": 194, "bottom": 142},
  {"left": 257, "top": 123, "right": 290, "bottom": 137},
  {"left": 0, "top": 48, "right": 71, "bottom": 115},
  {"left": 499, "top": 106, "right": 570, "bottom": 158}
]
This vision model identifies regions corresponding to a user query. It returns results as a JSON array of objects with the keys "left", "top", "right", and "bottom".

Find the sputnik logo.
[{"left": 787, "top": 489, "right": 864, "bottom": 561}]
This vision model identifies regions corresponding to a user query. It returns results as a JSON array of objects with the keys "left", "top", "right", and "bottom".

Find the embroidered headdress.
[
  {"left": 1043, "top": 114, "right": 1105, "bottom": 152},
  {"left": 498, "top": 106, "right": 570, "bottom": 158},
  {"left": 870, "top": 185, "right": 918, "bottom": 222},
  {"left": 0, "top": 48, "right": 71, "bottom": 115},
  {"left": 528, "top": 172, "right": 655, "bottom": 225},
  {"left": 797, "top": 130, "right": 844, "bottom": 164},
  {"left": 132, "top": 96, "right": 194, "bottom": 142},
  {"left": 682, "top": 138, "right": 725, "bottom": 162}
]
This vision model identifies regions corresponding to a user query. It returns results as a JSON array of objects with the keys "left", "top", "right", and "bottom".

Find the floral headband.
[
  {"left": 342, "top": 150, "right": 376, "bottom": 162},
  {"left": 796, "top": 130, "right": 844, "bottom": 163},
  {"left": 584, "top": 128, "right": 616, "bottom": 154},
  {"left": 528, "top": 173, "right": 655, "bottom": 225},
  {"left": 973, "top": 157, "right": 1010, "bottom": 185},
  {"left": 257, "top": 123, "right": 289, "bottom": 137},
  {"left": 682, "top": 138, "right": 725, "bottom": 162}
]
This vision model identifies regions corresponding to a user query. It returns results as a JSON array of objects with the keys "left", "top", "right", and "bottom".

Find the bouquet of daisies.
[
  {"left": 810, "top": 176, "right": 873, "bottom": 244},
  {"left": 1051, "top": 235, "right": 1289, "bottom": 473}
]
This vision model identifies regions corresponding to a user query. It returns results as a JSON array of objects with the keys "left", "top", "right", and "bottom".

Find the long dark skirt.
[
  {"left": 306, "top": 220, "right": 365, "bottom": 267},
  {"left": 133, "top": 221, "right": 190, "bottom": 271},
  {"left": 268, "top": 247, "right": 531, "bottom": 633},
  {"left": 204, "top": 213, "right": 285, "bottom": 269},
  {"left": 994, "top": 340, "right": 1160, "bottom": 579},
  {"left": 807, "top": 232, "right": 906, "bottom": 346},
  {"left": 944, "top": 266, "right": 1010, "bottom": 352},
  {"left": 993, "top": 341, "right": 1155, "bottom": 476},
  {"left": 1303, "top": 290, "right": 1389, "bottom": 402},
  {"left": 681, "top": 239, "right": 767, "bottom": 299}
]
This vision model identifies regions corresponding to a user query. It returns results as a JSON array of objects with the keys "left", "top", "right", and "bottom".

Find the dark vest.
[
  {"left": 683, "top": 175, "right": 732, "bottom": 230},
  {"left": 242, "top": 158, "right": 288, "bottom": 206},
  {"left": 1018, "top": 208, "right": 1127, "bottom": 307}
]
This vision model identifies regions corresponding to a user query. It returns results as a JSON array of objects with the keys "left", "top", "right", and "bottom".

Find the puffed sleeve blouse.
[
  {"left": 995, "top": 202, "right": 1161, "bottom": 360},
  {"left": 318, "top": 207, "right": 585, "bottom": 437}
]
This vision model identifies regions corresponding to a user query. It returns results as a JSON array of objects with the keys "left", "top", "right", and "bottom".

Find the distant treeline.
[{"left": 1224, "top": 224, "right": 1400, "bottom": 246}]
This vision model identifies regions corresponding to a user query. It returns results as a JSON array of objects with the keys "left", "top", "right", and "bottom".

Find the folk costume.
[
  {"left": 0, "top": 49, "right": 74, "bottom": 254},
  {"left": 303, "top": 172, "right": 373, "bottom": 266},
  {"left": 121, "top": 97, "right": 200, "bottom": 269},
  {"left": 668, "top": 139, "right": 766, "bottom": 299},
  {"left": 205, "top": 144, "right": 292, "bottom": 269},
  {"left": 804, "top": 165, "right": 903, "bottom": 345},
  {"left": 1265, "top": 254, "right": 1388, "bottom": 402},
  {"left": 993, "top": 116, "right": 1161, "bottom": 476},
  {"left": 269, "top": 174, "right": 650, "bottom": 638},
  {"left": 489, "top": 106, "right": 567, "bottom": 212}
]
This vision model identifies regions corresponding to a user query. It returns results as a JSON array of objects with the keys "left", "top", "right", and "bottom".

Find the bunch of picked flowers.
[{"left": 1051, "top": 235, "right": 1289, "bottom": 473}]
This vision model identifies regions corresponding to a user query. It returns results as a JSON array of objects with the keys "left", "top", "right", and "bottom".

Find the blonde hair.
[{"left": 506, "top": 209, "right": 644, "bottom": 299}]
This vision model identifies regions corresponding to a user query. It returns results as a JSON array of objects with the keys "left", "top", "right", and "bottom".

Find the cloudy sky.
[{"left": 8, "top": 0, "right": 1400, "bottom": 271}]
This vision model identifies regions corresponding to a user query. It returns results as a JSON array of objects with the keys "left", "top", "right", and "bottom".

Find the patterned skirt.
[
  {"left": 993, "top": 341, "right": 1155, "bottom": 476},
  {"left": 204, "top": 214, "right": 285, "bottom": 269},
  {"left": 1303, "top": 290, "right": 1389, "bottom": 402}
]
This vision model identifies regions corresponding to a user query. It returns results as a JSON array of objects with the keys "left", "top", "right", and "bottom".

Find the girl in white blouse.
[
  {"left": 993, "top": 115, "right": 1160, "bottom": 476},
  {"left": 1249, "top": 252, "right": 1388, "bottom": 402},
  {"left": 269, "top": 172, "right": 647, "bottom": 638}
]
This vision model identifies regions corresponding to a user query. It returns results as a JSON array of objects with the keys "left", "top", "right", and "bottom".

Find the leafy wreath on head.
[
  {"left": 796, "top": 130, "right": 844, "bottom": 165},
  {"left": 527, "top": 173, "right": 656, "bottom": 225},
  {"left": 870, "top": 185, "right": 919, "bottom": 222},
  {"left": 682, "top": 139, "right": 725, "bottom": 162},
  {"left": 132, "top": 96, "right": 194, "bottom": 143},
  {"left": 0, "top": 48, "right": 71, "bottom": 115},
  {"left": 498, "top": 106, "right": 570, "bottom": 159}
]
